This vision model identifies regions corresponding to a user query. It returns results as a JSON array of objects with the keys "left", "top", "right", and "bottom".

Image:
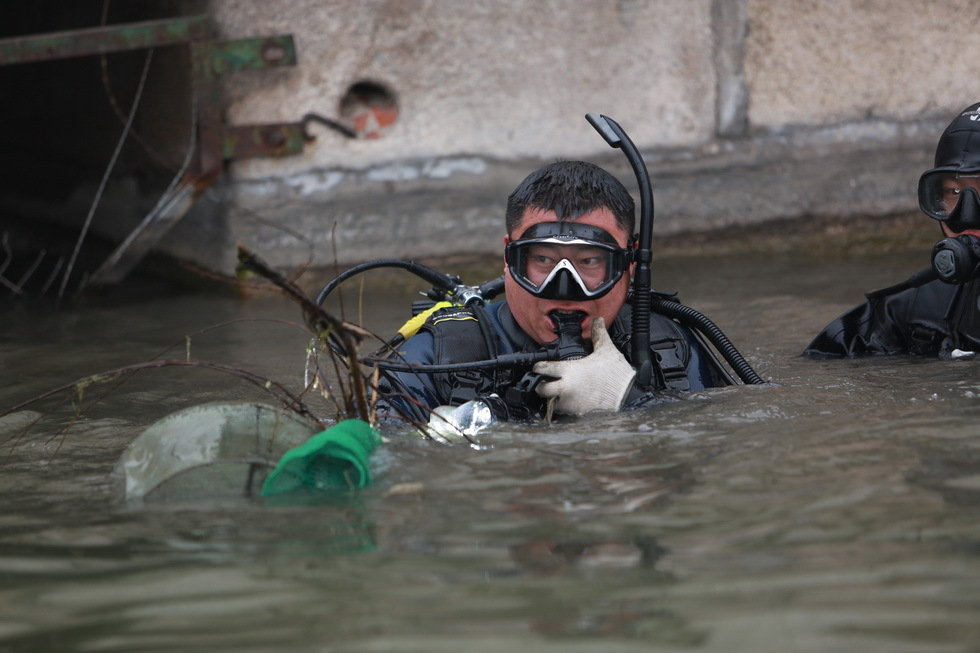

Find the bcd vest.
[{"left": 419, "top": 301, "right": 694, "bottom": 418}]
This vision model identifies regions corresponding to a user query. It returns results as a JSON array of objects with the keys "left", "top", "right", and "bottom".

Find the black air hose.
[
  {"left": 363, "top": 351, "right": 550, "bottom": 373},
  {"left": 316, "top": 259, "right": 459, "bottom": 306},
  {"left": 865, "top": 267, "right": 937, "bottom": 299},
  {"left": 650, "top": 298, "right": 765, "bottom": 385}
]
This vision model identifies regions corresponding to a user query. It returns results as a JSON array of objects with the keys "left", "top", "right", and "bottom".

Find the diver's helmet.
[{"left": 918, "top": 102, "right": 980, "bottom": 232}]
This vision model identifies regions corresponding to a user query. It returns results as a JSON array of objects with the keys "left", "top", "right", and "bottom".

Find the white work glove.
[{"left": 533, "top": 317, "right": 636, "bottom": 415}]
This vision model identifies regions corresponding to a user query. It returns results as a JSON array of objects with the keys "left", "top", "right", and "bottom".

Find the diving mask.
[
  {"left": 918, "top": 170, "right": 980, "bottom": 230},
  {"left": 505, "top": 221, "right": 632, "bottom": 300}
]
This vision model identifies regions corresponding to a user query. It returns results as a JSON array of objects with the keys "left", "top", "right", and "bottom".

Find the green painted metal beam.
[{"left": 0, "top": 15, "right": 212, "bottom": 66}]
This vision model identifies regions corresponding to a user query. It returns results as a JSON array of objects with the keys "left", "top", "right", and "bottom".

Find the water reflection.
[{"left": 1, "top": 247, "right": 979, "bottom": 651}]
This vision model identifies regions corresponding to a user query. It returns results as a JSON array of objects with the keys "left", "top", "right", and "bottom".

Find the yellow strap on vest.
[{"left": 397, "top": 301, "right": 453, "bottom": 339}]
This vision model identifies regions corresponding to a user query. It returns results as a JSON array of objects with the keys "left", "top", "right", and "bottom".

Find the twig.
[
  {"left": 0, "top": 358, "right": 324, "bottom": 452},
  {"left": 59, "top": 48, "right": 154, "bottom": 298},
  {"left": 236, "top": 246, "right": 373, "bottom": 422}
]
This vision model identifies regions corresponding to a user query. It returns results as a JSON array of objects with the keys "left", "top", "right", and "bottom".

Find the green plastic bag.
[{"left": 261, "top": 419, "right": 381, "bottom": 495}]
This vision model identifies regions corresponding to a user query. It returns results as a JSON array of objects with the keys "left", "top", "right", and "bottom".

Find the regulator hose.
[
  {"left": 316, "top": 259, "right": 460, "bottom": 306},
  {"left": 865, "top": 267, "right": 937, "bottom": 300},
  {"left": 650, "top": 298, "right": 765, "bottom": 385},
  {"left": 366, "top": 300, "right": 764, "bottom": 387},
  {"left": 363, "top": 350, "right": 551, "bottom": 374}
]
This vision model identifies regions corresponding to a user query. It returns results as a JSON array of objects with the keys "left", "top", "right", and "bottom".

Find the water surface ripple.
[{"left": 1, "top": 249, "right": 978, "bottom": 652}]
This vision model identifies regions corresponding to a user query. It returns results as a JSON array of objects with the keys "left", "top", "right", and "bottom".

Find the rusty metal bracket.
[
  {"left": 190, "top": 35, "right": 305, "bottom": 175},
  {"left": 223, "top": 123, "right": 307, "bottom": 160}
]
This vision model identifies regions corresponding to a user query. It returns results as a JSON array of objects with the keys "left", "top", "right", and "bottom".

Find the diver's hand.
[{"left": 532, "top": 317, "right": 636, "bottom": 415}]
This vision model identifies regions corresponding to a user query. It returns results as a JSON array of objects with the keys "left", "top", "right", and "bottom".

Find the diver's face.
[
  {"left": 940, "top": 175, "right": 980, "bottom": 238},
  {"left": 503, "top": 207, "right": 632, "bottom": 345}
]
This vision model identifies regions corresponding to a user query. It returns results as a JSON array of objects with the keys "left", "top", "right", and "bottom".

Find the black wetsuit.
[
  {"left": 804, "top": 277, "right": 980, "bottom": 358},
  {"left": 378, "top": 298, "right": 731, "bottom": 423}
]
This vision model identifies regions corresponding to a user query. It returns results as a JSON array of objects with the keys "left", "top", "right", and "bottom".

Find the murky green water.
[{"left": 1, "top": 247, "right": 979, "bottom": 652}]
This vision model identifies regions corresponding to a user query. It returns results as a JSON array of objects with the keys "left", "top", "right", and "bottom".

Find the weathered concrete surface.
[
  {"left": 165, "top": 119, "right": 940, "bottom": 271},
  {"left": 157, "top": 0, "right": 980, "bottom": 273},
  {"left": 745, "top": 0, "right": 980, "bottom": 128},
  {"left": 211, "top": 0, "right": 718, "bottom": 170}
]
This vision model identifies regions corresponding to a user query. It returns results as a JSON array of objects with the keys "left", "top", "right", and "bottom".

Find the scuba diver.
[
  {"left": 317, "top": 114, "right": 764, "bottom": 433},
  {"left": 805, "top": 101, "right": 980, "bottom": 359},
  {"left": 376, "top": 160, "right": 732, "bottom": 424}
]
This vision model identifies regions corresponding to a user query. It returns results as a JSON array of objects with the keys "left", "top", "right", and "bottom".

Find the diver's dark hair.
[{"left": 505, "top": 160, "right": 635, "bottom": 237}]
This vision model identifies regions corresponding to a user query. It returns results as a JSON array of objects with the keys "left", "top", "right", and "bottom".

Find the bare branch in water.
[
  {"left": 1, "top": 247, "right": 388, "bottom": 454},
  {"left": 236, "top": 245, "right": 373, "bottom": 422}
]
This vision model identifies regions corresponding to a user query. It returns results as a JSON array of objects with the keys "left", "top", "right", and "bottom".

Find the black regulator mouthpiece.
[
  {"left": 932, "top": 234, "right": 980, "bottom": 284},
  {"left": 498, "top": 310, "right": 589, "bottom": 421},
  {"left": 548, "top": 310, "right": 589, "bottom": 360}
]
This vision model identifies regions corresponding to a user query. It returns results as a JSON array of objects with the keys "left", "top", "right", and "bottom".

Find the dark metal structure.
[{"left": 0, "top": 10, "right": 310, "bottom": 293}]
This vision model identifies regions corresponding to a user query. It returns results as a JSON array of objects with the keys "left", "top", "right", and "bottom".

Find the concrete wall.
[
  {"left": 161, "top": 0, "right": 980, "bottom": 272},
  {"left": 745, "top": 0, "right": 980, "bottom": 128}
]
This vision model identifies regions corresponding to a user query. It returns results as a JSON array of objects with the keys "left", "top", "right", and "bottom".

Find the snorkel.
[
  {"left": 585, "top": 113, "right": 655, "bottom": 387},
  {"left": 585, "top": 113, "right": 763, "bottom": 387}
]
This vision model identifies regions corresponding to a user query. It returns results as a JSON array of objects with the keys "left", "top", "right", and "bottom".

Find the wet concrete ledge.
[{"left": 179, "top": 116, "right": 945, "bottom": 275}]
